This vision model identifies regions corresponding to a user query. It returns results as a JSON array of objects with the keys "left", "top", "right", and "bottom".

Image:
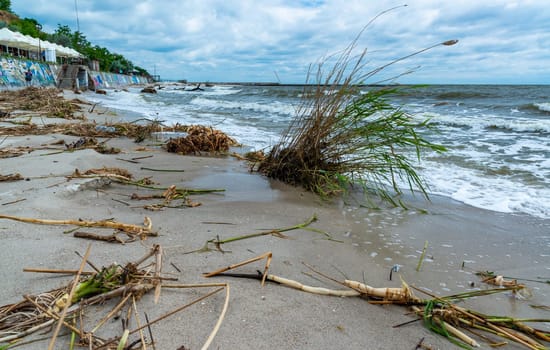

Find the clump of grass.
[{"left": 258, "top": 15, "right": 457, "bottom": 205}]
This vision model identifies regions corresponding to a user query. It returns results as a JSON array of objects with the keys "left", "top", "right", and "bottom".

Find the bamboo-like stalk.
[
  {"left": 436, "top": 317, "right": 480, "bottom": 348},
  {"left": 201, "top": 284, "right": 230, "bottom": 350},
  {"left": 23, "top": 268, "right": 94, "bottom": 275},
  {"left": 0, "top": 214, "right": 155, "bottom": 236},
  {"left": 344, "top": 280, "right": 424, "bottom": 304},
  {"left": 131, "top": 296, "right": 148, "bottom": 350},
  {"left": 267, "top": 274, "right": 360, "bottom": 297},
  {"left": 154, "top": 245, "right": 163, "bottom": 304}
]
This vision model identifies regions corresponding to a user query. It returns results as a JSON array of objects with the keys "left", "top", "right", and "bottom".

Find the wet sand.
[{"left": 0, "top": 90, "right": 548, "bottom": 349}]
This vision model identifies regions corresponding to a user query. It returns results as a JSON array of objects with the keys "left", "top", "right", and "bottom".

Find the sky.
[{"left": 11, "top": 0, "right": 550, "bottom": 84}]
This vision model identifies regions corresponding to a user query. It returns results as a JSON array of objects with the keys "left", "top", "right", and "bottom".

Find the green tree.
[
  {"left": 0, "top": 0, "right": 12, "bottom": 12},
  {"left": 12, "top": 17, "right": 41, "bottom": 37}
]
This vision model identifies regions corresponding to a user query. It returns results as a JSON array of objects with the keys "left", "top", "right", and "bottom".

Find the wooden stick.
[
  {"left": 203, "top": 252, "right": 271, "bottom": 277},
  {"left": 23, "top": 267, "right": 94, "bottom": 275},
  {"left": 131, "top": 296, "right": 147, "bottom": 350},
  {"left": 0, "top": 214, "right": 155, "bottom": 235},
  {"left": 91, "top": 293, "right": 132, "bottom": 333}
]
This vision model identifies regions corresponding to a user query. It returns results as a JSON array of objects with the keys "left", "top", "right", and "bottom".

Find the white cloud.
[{"left": 10, "top": 0, "right": 550, "bottom": 83}]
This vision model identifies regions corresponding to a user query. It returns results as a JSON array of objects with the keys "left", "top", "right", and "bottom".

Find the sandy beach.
[{"left": 1, "top": 89, "right": 549, "bottom": 349}]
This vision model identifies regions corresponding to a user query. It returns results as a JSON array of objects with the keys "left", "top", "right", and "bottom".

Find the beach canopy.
[{"left": 0, "top": 27, "right": 82, "bottom": 58}]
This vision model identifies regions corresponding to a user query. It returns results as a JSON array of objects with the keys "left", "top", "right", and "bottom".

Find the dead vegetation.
[
  {"left": 0, "top": 87, "right": 85, "bottom": 119},
  {"left": 165, "top": 125, "right": 238, "bottom": 155},
  {"left": 0, "top": 245, "right": 229, "bottom": 349},
  {"left": 205, "top": 252, "right": 550, "bottom": 350}
]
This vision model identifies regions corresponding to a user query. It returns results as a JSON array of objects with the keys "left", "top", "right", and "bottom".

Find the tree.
[{"left": 0, "top": 0, "right": 12, "bottom": 12}]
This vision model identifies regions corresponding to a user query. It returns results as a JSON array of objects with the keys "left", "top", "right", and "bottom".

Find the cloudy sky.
[{"left": 11, "top": 0, "right": 550, "bottom": 84}]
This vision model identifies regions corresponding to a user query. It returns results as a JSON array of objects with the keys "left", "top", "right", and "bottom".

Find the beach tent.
[
  {"left": 0, "top": 28, "right": 82, "bottom": 58},
  {"left": 0, "top": 28, "right": 34, "bottom": 51}
]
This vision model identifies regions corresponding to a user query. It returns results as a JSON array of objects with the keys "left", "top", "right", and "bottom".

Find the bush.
[{"left": 258, "top": 19, "right": 457, "bottom": 206}]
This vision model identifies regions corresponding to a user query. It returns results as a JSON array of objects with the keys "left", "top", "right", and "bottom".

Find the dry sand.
[{"left": 0, "top": 90, "right": 548, "bottom": 349}]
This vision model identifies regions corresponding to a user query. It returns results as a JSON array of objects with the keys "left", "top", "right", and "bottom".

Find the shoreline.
[{"left": 0, "top": 89, "right": 548, "bottom": 349}]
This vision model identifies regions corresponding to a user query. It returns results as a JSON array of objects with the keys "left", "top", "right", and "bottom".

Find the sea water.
[{"left": 85, "top": 84, "right": 550, "bottom": 220}]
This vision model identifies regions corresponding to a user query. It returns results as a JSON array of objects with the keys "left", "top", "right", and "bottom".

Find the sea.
[{"left": 84, "top": 84, "right": 550, "bottom": 220}]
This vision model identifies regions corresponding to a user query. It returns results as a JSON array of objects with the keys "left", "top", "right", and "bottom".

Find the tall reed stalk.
[{"left": 258, "top": 15, "right": 457, "bottom": 204}]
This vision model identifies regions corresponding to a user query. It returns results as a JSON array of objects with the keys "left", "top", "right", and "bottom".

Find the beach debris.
[
  {"left": 476, "top": 270, "right": 550, "bottom": 285},
  {"left": 131, "top": 184, "right": 202, "bottom": 211},
  {"left": 69, "top": 167, "right": 223, "bottom": 200},
  {"left": 205, "top": 252, "right": 550, "bottom": 350},
  {"left": 0, "top": 87, "right": 83, "bottom": 119},
  {"left": 185, "top": 214, "right": 335, "bottom": 254},
  {"left": 0, "top": 146, "right": 33, "bottom": 158},
  {"left": 78, "top": 167, "right": 133, "bottom": 180},
  {"left": 0, "top": 214, "right": 156, "bottom": 239},
  {"left": 0, "top": 245, "right": 229, "bottom": 349},
  {"left": 140, "top": 86, "right": 157, "bottom": 94},
  {"left": 416, "top": 240, "right": 429, "bottom": 271},
  {"left": 0, "top": 173, "right": 23, "bottom": 182},
  {"left": 65, "top": 136, "right": 98, "bottom": 150},
  {"left": 165, "top": 125, "right": 238, "bottom": 155}
]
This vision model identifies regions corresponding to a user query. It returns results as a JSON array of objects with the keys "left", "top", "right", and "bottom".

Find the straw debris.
[
  {"left": 165, "top": 125, "right": 238, "bottom": 155},
  {"left": 0, "top": 173, "right": 23, "bottom": 182},
  {"left": 0, "top": 87, "right": 83, "bottom": 119},
  {"left": 0, "top": 245, "right": 229, "bottom": 349}
]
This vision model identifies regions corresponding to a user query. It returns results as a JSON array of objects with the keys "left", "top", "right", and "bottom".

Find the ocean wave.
[
  {"left": 190, "top": 96, "right": 296, "bottom": 116},
  {"left": 419, "top": 161, "right": 550, "bottom": 220},
  {"left": 419, "top": 112, "right": 550, "bottom": 134},
  {"left": 434, "top": 91, "right": 493, "bottom": 99},
  {"left": 534, "top": 102, "right": 550, "bottom": 113}
]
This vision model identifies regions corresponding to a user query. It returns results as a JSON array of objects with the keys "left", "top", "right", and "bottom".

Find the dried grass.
[
  {"left": 165, "top": 125, "right": 238, "bottom": 155},
  {"left": 0, "top": 87, "right": 83, "bottom": 119}
]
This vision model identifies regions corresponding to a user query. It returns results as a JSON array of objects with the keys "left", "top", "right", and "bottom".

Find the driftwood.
[
  {"left": 0, "top": 173, "right": 23, "bottom": 182},
  {"left": 0, "top": 214, "right": 156, "bottom": 238}
]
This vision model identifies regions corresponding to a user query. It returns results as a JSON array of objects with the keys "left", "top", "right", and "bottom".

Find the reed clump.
[{"left": 258, "top": 30, "right": 456, "bottom": 203}]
